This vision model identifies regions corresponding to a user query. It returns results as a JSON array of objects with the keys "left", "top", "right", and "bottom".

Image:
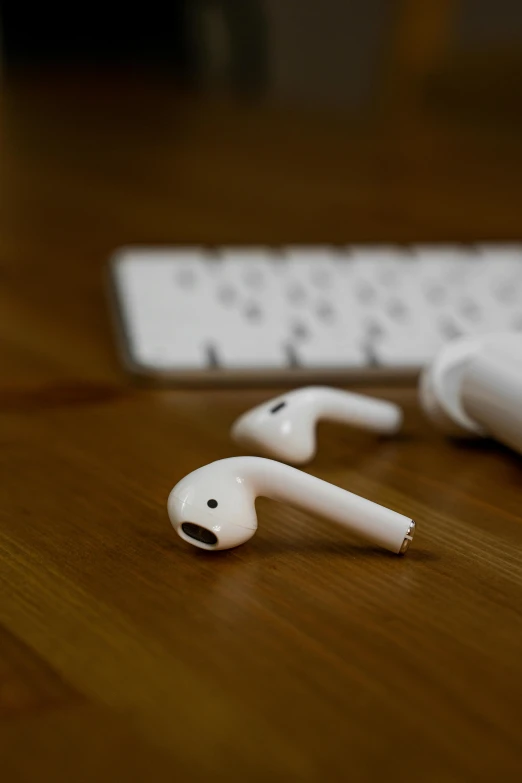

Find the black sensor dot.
[
  {"left": 207, "top": 499, "right": 218, "bottom": 508},
  {"left": 270, "top": 401, "right": 287, "bottom": 414}
]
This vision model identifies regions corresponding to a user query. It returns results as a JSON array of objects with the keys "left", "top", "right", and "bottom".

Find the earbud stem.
[
  {"left": 243, "top": 458, "right": 413, "bottom": 554},
  {"left": 316, "top": 388, "right": 402, "bottom": 434}
]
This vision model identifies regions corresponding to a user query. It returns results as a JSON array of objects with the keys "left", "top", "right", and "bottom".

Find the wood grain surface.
[{"left": 2, "top": 71, "right": 522, "bottom": 782}]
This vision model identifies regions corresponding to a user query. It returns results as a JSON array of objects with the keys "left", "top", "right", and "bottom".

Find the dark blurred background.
[
  {"left": 3, "top": 0, "right": 522, "bottom": 264},
  {"left": 3, "top": 1, "right": 522, "bottom": 113}
]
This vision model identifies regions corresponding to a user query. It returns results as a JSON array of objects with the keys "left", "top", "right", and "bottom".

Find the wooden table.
[{"left": 2, "top": 72, "right": 522, "bottom": 782}]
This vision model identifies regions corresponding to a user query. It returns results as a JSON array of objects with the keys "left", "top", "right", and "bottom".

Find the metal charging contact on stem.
[{"left": 399, "top": 521, "right": 415, "bottom": 554}]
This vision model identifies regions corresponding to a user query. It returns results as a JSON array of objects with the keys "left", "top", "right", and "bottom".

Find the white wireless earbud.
[
  {"left": 231, "top": 386, "right": 403, "bottom": 465},
  {"left": 168, "top": 456, "right": 415, "bottom": 554}
]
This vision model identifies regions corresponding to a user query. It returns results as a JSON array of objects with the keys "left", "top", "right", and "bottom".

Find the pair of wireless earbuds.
[
  {"left": 168, "top": 386, "right": 415, "bottom": 556},
  {"left": 168, "top": 332, "right": 522, "bottom": 555}
]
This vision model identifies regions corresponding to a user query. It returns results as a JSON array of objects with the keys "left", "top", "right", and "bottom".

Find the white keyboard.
[{"left": 109, "top": 245, "right": 522, "bottom": 384}]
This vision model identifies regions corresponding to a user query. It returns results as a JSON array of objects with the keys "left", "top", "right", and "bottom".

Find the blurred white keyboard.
[{"left": 109, "top": 245, "right": 522, "bottom": 384}]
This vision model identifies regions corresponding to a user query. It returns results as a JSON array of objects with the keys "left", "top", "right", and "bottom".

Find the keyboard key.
[
  {"left": 114, "top": 250, "right": 211, "bottom": 369},
  {"left": 212, "top": 249, "right": 289, "bottom": 367}
]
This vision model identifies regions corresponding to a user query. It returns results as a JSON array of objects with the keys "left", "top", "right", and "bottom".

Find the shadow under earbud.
[{"left": 249, "top": 536, "right": 437, "bottom": 562}]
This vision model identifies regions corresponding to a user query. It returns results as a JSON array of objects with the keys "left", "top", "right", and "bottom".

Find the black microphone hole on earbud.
[{"left": 181, "top": 522, "right": 218, "bottom": 546}]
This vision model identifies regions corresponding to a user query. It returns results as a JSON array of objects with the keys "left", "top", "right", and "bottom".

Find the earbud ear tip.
[
  {"left": 265, "top": 442, "right": 316, "bottom": 465},
  {"left": 230, "top": 420, "right": 255, "bottom": 452},
  {"left": 230, "top": 419, "right": 247, "bottom": 443},
  {"left": 232, "top": 423, "right": 315, "bottom": 465},
  {"left": 277, "top": 450, "right": 315, "bottom": 465}
]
